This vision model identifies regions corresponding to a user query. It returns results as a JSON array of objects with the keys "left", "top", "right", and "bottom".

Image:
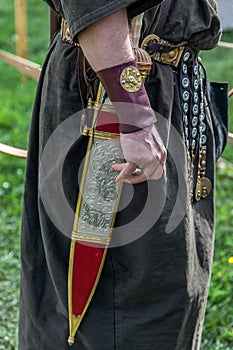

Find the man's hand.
[{"left": 112, "top": 125, "right": 167, "bottom": 184}]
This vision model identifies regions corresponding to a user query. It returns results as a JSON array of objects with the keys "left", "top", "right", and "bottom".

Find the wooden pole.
[
  {"left": 0, "top": 50, "right": 41, "bottom": 80},
  {"left": 228, "top": 133, "right": 233, "bottom": 146},
  {"left": 228, "top": 88, "right": 233, "bottom": 98},
  {"left": 14, "top": 0, "right": 27, "bottom": 58}
]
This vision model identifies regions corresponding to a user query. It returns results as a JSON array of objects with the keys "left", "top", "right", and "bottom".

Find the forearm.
[
  {"left": 78, "top": 9, "right": 134, "bottom": 71},
  {"left": 78, "top": 8, "right": 166, "bottom": 183}
]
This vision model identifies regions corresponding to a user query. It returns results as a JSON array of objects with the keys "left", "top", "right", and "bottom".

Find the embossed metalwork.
[
  {"left": 120, "top": 66, "right": 142, "bottom": 92},
  {"left": 74, "top": 138, "right": 123, "bottom": 243}
]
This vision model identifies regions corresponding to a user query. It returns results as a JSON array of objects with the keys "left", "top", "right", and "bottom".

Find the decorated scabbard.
[
  {"left": 67, "top": 16, "right": 152, "bottom": 346},
  {"left": 67, "top": 83, "right": 124, "bottom": 346}
]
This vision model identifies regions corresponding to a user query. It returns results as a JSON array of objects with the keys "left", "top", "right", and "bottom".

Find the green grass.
[
  {"left": 0, "top": 2, "right": 49, "bottom": 348},
  {"left": 200, "top": 32, "right": 233, "bottom": 349},
  {"left": 0, "top": 2, "right": 233, "bottom": 349}
]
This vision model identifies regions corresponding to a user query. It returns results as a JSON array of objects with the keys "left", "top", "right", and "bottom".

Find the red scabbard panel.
[
  {"left": 96, "top": 111, "right": 120, "bottom": 134},
  {"left": 72, "top": 243, "right": 105, "bottom": 316}
]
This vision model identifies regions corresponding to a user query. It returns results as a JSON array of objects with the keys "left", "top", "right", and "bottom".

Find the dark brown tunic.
[{"left": 19, "top": 1, "right": 221, "bottom": 349}]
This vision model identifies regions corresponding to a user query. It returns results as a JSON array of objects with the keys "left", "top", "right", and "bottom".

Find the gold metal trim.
[
  {"left": 61, "top": 18, "right": 80, "bottom": 47},
  {"left": 87, "top": 100, "right": 116, "bottom": 114},
  {"left": 71, "top": 232, "right": 111, "bottom": 245},
  {"left": 81, "top": 128, "right": 120, "bottom": 140},
  {"left": 141, "top": 34, "right": 160, "bottom": 52}
]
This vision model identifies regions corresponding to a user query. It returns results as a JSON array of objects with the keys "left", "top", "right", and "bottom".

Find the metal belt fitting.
[
  {"left": 141, "top": 34, "right": 185, "bottom": 68},
  {"left": 61, "top": 18, "right": 79, "bottom": 47}
]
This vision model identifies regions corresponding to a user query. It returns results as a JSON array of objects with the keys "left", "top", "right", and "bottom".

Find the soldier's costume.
[{"left": 19, "top": 1, "right": 225, "bottom": 349}]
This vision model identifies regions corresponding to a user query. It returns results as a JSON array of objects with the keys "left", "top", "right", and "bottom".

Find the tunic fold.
[{"left": 19, "top": 1, "right": 221, "bottom": 349}]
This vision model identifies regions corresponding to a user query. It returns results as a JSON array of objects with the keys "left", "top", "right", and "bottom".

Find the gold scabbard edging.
[
  {"left": 68, "top": 83, "right": 103, "bottom": 345},
  {"left": 68, "top": 82, "right": 124, "bottom": 345}
]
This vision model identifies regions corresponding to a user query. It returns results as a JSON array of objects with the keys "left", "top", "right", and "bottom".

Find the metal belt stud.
[
  {"left": 182, "top": 63, "right": 188, "bottom": 75},
  {"left": 182, "top": 77, "right": 190, "bottom": 89},
  {"left": 200, "top": 122, "right": 206, "bottom": 133},
  {"left": 192, "top": 128, "right": 197, "bottom": 139},
  {"left": 183, "top": 51, "right": 191, "bottom": 62},
  {"left": 194, "top": 79, "right": 199, "bottom": 91},
  {"left": 193, "top": 92, "right": 199, "bottom": 103},
  {"left": 191, "top": 139, "right": 196, "bottom": 150},
  {"left": 192, "top": 116, "right": 198, "bottom": 127},
  {"left": 183, "top": 102, "right": 189, "bottom": 114},
  {"left": 192, "top": 104, "right": 199, "bottom": 115},
  {"left": 182, "top": 91, "right": 190, "bottom": 101},
  {"left": 193, "top": 63, "right": 199, "bottom": 76},
  {"left": 183, "top": 114, "right": 188, "bottom": 126}
]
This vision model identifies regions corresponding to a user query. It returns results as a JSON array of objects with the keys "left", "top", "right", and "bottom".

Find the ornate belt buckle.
[
  {"left": 141, "top": 34, "right": 161, "bottom": 60},
  {"left": 141, "top": 34, "right": 184, "bottom": 68},
  {"left": 162, "top": 47, "right": 184, "bottom": 68}
]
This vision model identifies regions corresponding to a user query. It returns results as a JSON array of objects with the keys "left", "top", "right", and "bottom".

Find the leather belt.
[{"left": 141, "top": 34, "right": 186, "bottom": 68}]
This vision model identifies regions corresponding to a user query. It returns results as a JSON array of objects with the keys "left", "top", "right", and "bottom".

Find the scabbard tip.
[{"left": 68, "top": 336, "right": 75, "bottom": 346}]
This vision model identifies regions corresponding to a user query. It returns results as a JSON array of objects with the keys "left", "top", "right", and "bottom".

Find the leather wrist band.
[{"left": 97, "top": 60, "right": 156, "bottom": 133}]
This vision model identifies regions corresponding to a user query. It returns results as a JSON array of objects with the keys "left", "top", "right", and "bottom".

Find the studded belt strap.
[{"left": 179, "top": 48, "right": 212, "bottom": 202}]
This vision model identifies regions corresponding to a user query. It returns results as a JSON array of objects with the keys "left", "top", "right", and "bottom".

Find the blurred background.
[{"left": 0, "top": 1, "right": 232, "bottom": 349}]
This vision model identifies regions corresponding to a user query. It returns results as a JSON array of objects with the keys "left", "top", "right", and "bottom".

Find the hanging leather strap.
[
  {"left": 153, "top": 0, "right": 172, "bottom": 36},
  {"left": 50, "top": 8, "right": 61, "bottom": 43}
]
